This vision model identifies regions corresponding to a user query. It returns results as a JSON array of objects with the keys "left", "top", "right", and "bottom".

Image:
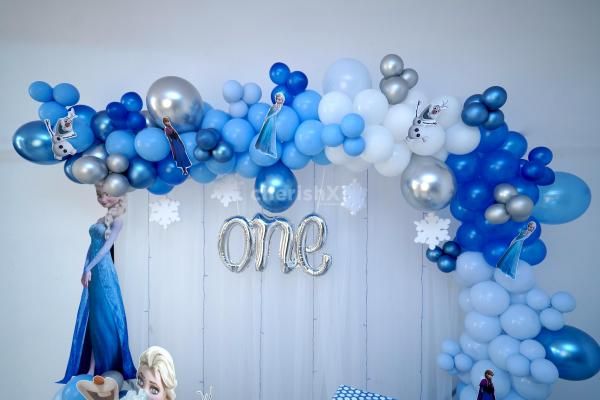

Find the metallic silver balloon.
[
  {"left": 485, "top": 203, "right": 511, "bottom": 224},
  {"left": 251, "top": 214, "right": 295, "bottom": 273},
  {"left": 141, "top": 110, "right": 158, "bottom": 127},
  {"left": 102, "top": 173, "right": 130, "bottom": 197},
  {"left": 400, "top": 68, "right": 419, "bottom": 89},
  {"left": 380, "top": 54, "right": 404, "bottom": 78},
  {"left": 106, "top": 153, "right": 130, "bottom": 173},
  {"left": 72, "top": 156, "right": 108, "bottom": 184},
  {"left": 295, "top": 214, "right": 331, "bottom": 276},
  {"left": 379, "top": 76, "right": 410, "bottom": 105},
  {"left": 83, "top": 143, "right": 108, "bottom": 161},
  {"left": 400, "top": 155, "right": 456, "bottom": 211},
  {"left": 218, "top": 216, "right": 253, "bottom": 273},
  {"left": 506, "top": 194, "right": 534, "bottom": 221},
  {"left": 146, "top": 76, "right": 204, "bottom": 132},
  {"left": 494, "top": 183, "right": 518, "bottom": 204}
]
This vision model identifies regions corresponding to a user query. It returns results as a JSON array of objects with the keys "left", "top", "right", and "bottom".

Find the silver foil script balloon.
[
  {"left": 102, "top": 173, "right": 130, "bottom": 197},
  {"left": 106, "top": 153, "right": 130, "bottom": 173},
  {"left": 295, "top": 214, "right": 331, "bottom": 276},
  {"left": 379, "top": 76, "right": 410, "bottom": 105},
  {"left": 399, "top": 68, "right": 419, "bottom": 89},
  {"left": 83, "top": 143, "right": 108, "bottom": 161},
  {"left": 494, "top": 183, "right": 518, "bottom": 204},
  {"left": 485, "top": 203, "right": 511, "bottom": 224},
  {"left": 506, "top": 194, "right": 534, "bottom": 221},
  {"left": 380, "top": 54, "right": 404, "bottom": 78},
  {"left": 218, "top": 216, "right": 253, "bottom": 273},
  {"left": 146, "top": 76, "right": 204, "bottom": 132},
  {"left": 251, "top": 214, "right": 295, "bottom": 273},
  {"left": 401, "top": 155, "right": 456, "bottom": 211},
  {"left": 72, "top": 156, "right": 108, "bottom": 184}
]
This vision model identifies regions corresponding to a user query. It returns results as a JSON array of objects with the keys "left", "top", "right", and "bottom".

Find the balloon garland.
[{"left": 13, "top": 55, "right": 598, "bottom": 399}]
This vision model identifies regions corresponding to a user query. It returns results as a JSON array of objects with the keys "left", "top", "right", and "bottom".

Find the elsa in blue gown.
[
  {"left": 496, "top": 221, "right": 537, "bottom": 279},
  {"left": 254, "top": 92, "right": 285, "bottom": 158},
  {"left": 59, "top": 186, "right": 136, "bottom": 383}
]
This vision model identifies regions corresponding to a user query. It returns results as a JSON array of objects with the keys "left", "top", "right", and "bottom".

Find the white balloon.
[
  {"left": 520, "top": 339, "right": 546, "bottom": 360},
  {"left": 507, "top": 353, "right": 531, "bottom": 377},
  {"left": 433, "top": 148, "right": 448, "bottom": 161},
  {"left": 488, "top": 335, "right": 520, "bottom": 370},
  {"left": 493, "top": 261, "right": 536, "bottom": 293},
  {"left": 551, "top": 291, "right": 576, "bottom": 312},
  {"left": 539, "top": 308, "right": 565, "bottom": 330},
  {"left": 374, "top": 142, "right": 411, "bottom": 176},
  {"left": 500, "top": 304, "right": 541, "bottom": 339},
  {"left": 406, "top": 125, "right": 446, "bottom": 156},
  {"left": 455, "top": 252, "right": 494, "bottom": 287},
  {"left": 318, "top": 91, "right": 353, "bottom": 124},
  {"left": 323, "top": 58, "right": 372, "bottom": 98},
  {"left": 465, "top": 312, "right": 502, "bottom": 343},
  {"left": 431, "top": 95, "right": 461, "bottom": 128},
  {"left": 459, "top": 385, "right": 477, "bottom": 400},
  {"left": 526, "top": 288, "right": 550, "bottom": 311},
  {"left": 459, "top": 288, "right": 474, "bottom": 312},
  {"left": 511, "top": 376, "right": 552, "bottom": 400},
  {"left": 345, "top": 156, "right": 370, "bottom": 172},
  {"left": 470, "top": 360, "right": 511, "bottom": 398},
  {"left": 324, "top": 145, "right": 351, "bottom": 165},
  {"left": 531, "top": 359, "right": 559, "bottom": 384},
  {"left": 470, "top": 281, "right": 510, "bottom": 316},
  {"left": 383, "top": 104, "right": 414, "bottom": 142},
  {"left": 353, "top": 89, "right": 389, "bottom": 125},
  {"left": 460, "top": 333, "right": 489, "bottom": 360},
  {"left": 360, "top": 125, "right": 394, "bottom": 163},
  {"left": 445, "top": 122, "right": 481, "bottom": 155},
  {"left": 404, "top": 89, "right": 429, "bottom": 109}
]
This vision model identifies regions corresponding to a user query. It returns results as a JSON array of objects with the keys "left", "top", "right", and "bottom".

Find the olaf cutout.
[
  {"left": 44, "top": 107, "right": 78, "bottom": 160},
  {"left": 406, "top": 100, "right": 447, "bottom": 142}
]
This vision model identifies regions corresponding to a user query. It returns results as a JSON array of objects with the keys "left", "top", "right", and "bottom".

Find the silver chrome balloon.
[
  {"left": 485, "top": 203, "right": 511, "bottom": 224},
  {"left": 146, "top": 76, "right": 204, "bottom": 132},
  {"left": 251, "top": 214, "right": 295, "bottom": 273},
  {"left": 494, "top": 183, "right": 518, "bottom": 204},
  {"left": 506, "top": 194, "right": 534, "bottom": 222},
  {"left": 141, "top": 110, "right": 158, "bottom": 128},
  {"left": 400, "top": 155, "right": 456, "bottom": 211},
  {"left": 380, "top": 54, "right": 404, "bottom": 78},
  {"left": 83, "top": 143, "right": 108, "bottom": 161},
  {"left": 72, "top": 156, "right": 108, "bottom": 184},
  {"left": 400, "top": 68, "right": 419, "bottom": 89},
  {"left": 102, "top": 173, "right": 130, "bottom": 197},
  {"left": 295, "top": 214, "right": 331, "bottom": 276},
  {"left": 106, "top": 153, "right": 130, "bottom": 173},
  {"left": 218, "top": 216, "right": 253, "bottom": 273},
  {"left": 379, "top": 76, "right": 410, "bottom": 105}
]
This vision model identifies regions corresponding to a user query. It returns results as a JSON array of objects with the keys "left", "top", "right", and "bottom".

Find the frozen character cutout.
[
  {"left": 163, "top": 117, "right": 192, "bottom": 175},
  {"left": 76, "top": 375, "right": 120, "bottom": 400},
  {"left": 134, "top": 346, "right": 178, "bottom": 400},
  {"left": 59, "top": 185, "right": 136, "bottom": 383},
  {"left": 477, "top": 369, "right": 496, "bottom": 400},
  {"left": 44, "top": 107, "right": 78, "bottom": 160},
  {"left": 406, "top": 100, "right": 447, "bottom": 142},
  {"left": 254, "top": 92, "right": 285, "bottom": 158},
  {"left": 496, "top": 221, "right": 537, "bottom": 279}
]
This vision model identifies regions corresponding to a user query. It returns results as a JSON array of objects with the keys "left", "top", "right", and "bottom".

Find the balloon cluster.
[
  {"left": 521, "top": 146, "right": 555, "bottom": 185},
  {"left": 484, "top": 183, "right": 534, "bottom": 225},
  {"left": 222, "top": 80, "right": 262, "bottom": 118},
  {"left": 425, "top": 240, "right": 462, "bottom": 273},
  {"left": 378, "top": 54, "right": 419, "bottom": 104},
  {"left": 461, "top": 86, "right": 507, "bottom": 129},
  {"left": 269, "top": 62, "right": 308, "bottom": 105}
]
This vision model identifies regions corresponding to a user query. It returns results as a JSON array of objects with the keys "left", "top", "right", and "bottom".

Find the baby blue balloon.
[
  {"left": 312, "top": 150, "right": 331, "bottom": 165},
  {"left": 28, "top": 81, "right": 53, "bottom": 102},
  {"left": 134, "top": 127, "right": 170, "bottom": 162},
  {"left": 249, "top": 135, "right": 281, "bottom": 167},
  {"left": 281, "top": 141, "right": 310, "bottom": 170},
  {"left": 222, "top": 118, "right": 255, "bottom": 152},
  {"left": 321, "top": 124, "right": 345, "bottom": 147},
  {"left": 39, "top": 101, "right": 67, "bottom": 126},
  {"left": 105, "top": 130, "right": 137, "bottom": 159},
  {"left": 340, "top": 113, "right": 365, "bottom": 138},
  {"left": 292, "top": 90, "right": 321, "bottom": 121},
  {"left": 53, "top": 83, "right": 80, "bottom": 107},
  {"left": 247, "top": 103, "right": 270, "bottom": 132},
  {"left": 62, "top": 374, "right": 92, "bottom": 400},
  {"left": 190, "top": 163, "right": 217, "bottom": 183},
  {"left": 343, "top": 137, "right": 365, "bottom": 156},
  {"left": 223, "top": 80, "right": 244, "bottom": 103},
  {"left": 533, "top": 172, "right": 591, "bottom": 224},
  {"left": 201, "top": 109, "right": 231, "bottom": 131},
  {"left": 243, "top": 82, "right": 262, "bottom": 105},
  {"left": 206, "top": 156, "right": 236, "bottom": 175},
  {"left": 12, "top": 121, "right": 60, "bottom": 165},
  {"left": 229, "top": 100, "right": 248, "bottom": 118},
  {"left": 275, "top": 106, "right": 300, "bottom": 142},
  {"left": 235, "top": 152, "right": 262, "bottom": 178},
  {"left": 294, "top": 119, "right": 324, "bottom": 156}
]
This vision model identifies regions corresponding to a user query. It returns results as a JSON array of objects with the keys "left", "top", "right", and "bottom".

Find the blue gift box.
[{"left": 332, "top": 385, "right": 397, "bottom": 400}]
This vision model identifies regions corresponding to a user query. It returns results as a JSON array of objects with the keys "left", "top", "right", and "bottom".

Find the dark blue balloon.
[
  {"left": 521, "top": 239, "right": 546, "bottom": 265},
  {"left": 445, "top": 153, "right": 479, "bottom": 183},
  {"left": 481, "top": 149, "right": 520, "bottom": 183},
  {"left": 437, "top": 255, "right": 457, "bottom": 273},
  {"left": 456, "top": 223, "right": 485, "bottom": 251},
  {"left": 536, "top": 326, "right": 600, "bottom": 381},
  {"left": 458, "top": 181, "right": 493, "bottom": 211},
  {"left": 28, "top": 81, "right": 53, "bottom": 102},
  {"left": 442, "top": 241, "right": 462, "bottom": 258},
  {"left": 463, "top": 94, "right": 483, "bottom": 107},
  {"left": 106, "top": 101, "right": 128, "bottom": 121},
  {"left": 477, "top": 124, "right": 508, "bottom": 153},
  {"left": 127, "top": 158, "right": 157, "bottom": 188},
  {"left": 12, "top": 121, "right": 60, "bottom": 165},
  {"left": 38, "top": 101, "right": 67, "bottom": 126},
  {"left": 528, "top": 146, "right": 553, "bottom": 165},
  {"left": 269, "top": 62, "right": 291, "bottom": 85},
  {"left": 450, "top": 196, "right": 478, "bottom": 222},
  {"left": 536, "top": 167, "right": 555, "bottom": 186},
  {"left": 461, "top": 103, "right": 489, "bottom": 126},
  {"left": 148, "top": 178, "right": 173, "bottom": 195},
  {"left": 521, "top": 160, "right": 545, "bottom": 181},
  {"left": 481, "top": 86, "right": 507, "bottom": 110},
  {"left": 193, "top": 147, "right": 211, "bottom": 162},
  {"left": 271, "top": 85, "right": 294, "bottom": 105},
  {"left": 254, "top": 163, "right": 298, "bottom": 213},
  {"left": 474, "top": 213, "right": 501, "bottom": 237},
  {"left": 482, "top": 110, "right": 505, "bottom": 130},
  {"left": 196, "top": 128, "right": 221, "bottom": 151},
  {"left": 483, "top": 240, "right": 509, "bottom": 266},
  {"left": 64, "top": 153, "right": 83, "bottom": 183},
  {"left": 158, "top": 158, "right": 187, "bottom": 185},
  {"left": 91, "top": 111, "right": 115, "bottom": 141},
  {"left": 501, "top": 131, "right": 528, "bottom": 158},
  {"left": 426, "top": 246, "right": 443, "bottom": 262},
  {"left": 72, "top": 105, "right": 96, "bottom": 125},
  {"left": 510, "top": 176, "right": 540, "bottom": 204},
  {"left": 212, "top": 141, "right": 234, "bottom": 162},
  {"left": 121, "top": 92, "right": 143, "bottom": 112},
  {"left": 126, "top": 112, "right": 147, "bottom": 131},
  {"left": 286, "top": 70, "right": 309, "bottom": 95}
]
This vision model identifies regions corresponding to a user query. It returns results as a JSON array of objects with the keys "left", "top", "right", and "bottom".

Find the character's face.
[
  {"left": 527, "top": 222, "right": 536, "bottom": 232},
  {"left": 96, "top": 190, "right": 120, "bottom": 209},
  {"left": 485, "top": 371, "right": 494, "bottom": 379},
  {"left": 275, "top": 93, "right": 284, "bottom": 105},
  {"left": 137, "top": 366, "right": 167, "bottom": 400},
  {"left": 430, "top": 105, "right": 441, "bottom": 115},
  {"left": 163, "top": 117, "right": 170, "bottom": 126}
]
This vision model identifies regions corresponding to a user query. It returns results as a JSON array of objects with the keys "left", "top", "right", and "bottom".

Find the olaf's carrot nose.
[{"left": 93, "top": 375, "right": 105, "bottom": 385}]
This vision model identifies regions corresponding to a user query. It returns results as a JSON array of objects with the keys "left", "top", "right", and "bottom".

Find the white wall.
[{"left": 1, "top": 0, "right": 599, "bottom": 399}]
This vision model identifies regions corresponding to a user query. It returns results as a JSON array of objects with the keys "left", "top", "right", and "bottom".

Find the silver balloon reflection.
[
  {"left": 141, "top": 110, "right": 158, "bottom": 128},
  {"left": 485, "top": 203, "right": 511, "bottom": 224},
  {"left": 494, "top": 183, "right": 518, "bottom": 204},
  {"left": 83, "top": 143, "right": 108, "bottom": 161},
  {"left": 251, "top": 214, "right": 295, "bottom": 273},
  {"left": 146, "top": 76, "right": 204, "bottom": 132},
  {"left": 72, "top": 156, "right": 108, "bottom": 184},
  {"left": 102, "top": 173, "right": 130, "bottom": 197},
  {"left": 506, "top": 194, "right": 534, "bottom": 221},
  {"left": 218, "top": 216, "right": 253, "bottom": 273},
  {"left": 399, "top": 68, "right": 419, "bottom": 89},
  {"left": 106, "top": 153, "right": 130, "bottom": 173},
  {"left": 295, "top": 214, "right": 331, "bottom": 276},
  {"left": 380, "top": 54, "right": 404, "bottom": 78},
  {"left": 380, "top": 76, "right": 410, "bottom": 105},
  {"left": 400, "top": 155, "right": 456, "bottom": 211}
]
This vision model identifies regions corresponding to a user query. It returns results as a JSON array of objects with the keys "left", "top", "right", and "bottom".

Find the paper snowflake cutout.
[
  {"left": 414, "top": 212, "right": 451, "bottom": 249},
  {"left": 149, "top": 197, "right": 181, "bottom": 229},
  {"left": 196, "top": 386, "right": 214, "bottom": 400},
  {"left": 341, "top": 179, "right": 367, "bottom": 215},
  {"left": 211, "top": 175, "right": 243, "bottom": 207}
]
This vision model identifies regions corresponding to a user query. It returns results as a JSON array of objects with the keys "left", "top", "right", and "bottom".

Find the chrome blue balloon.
[
  {"left": 106, "top": 101, "right": 128, "bottom": 121},
  {"left": 437, "top": 255, "right": 456, "bottom": 273},
  {"left": 127, "top": 158, "right": 156, "bottom": 188},
  {"left": 501, "top": 131, "right": 528, "bottom": 158},
  {"left": 121, "top": 92, "right": 143, "bottom": 112},
  {"left": 12, "top": 121, "right": 60, "bottom": 165},
  {"left": 461, "top": 102, "right": 489, "bottom": 126},
  {"left": 193, "top": 147, "right": 211, "bottom": 162},
  {"left": 269, "top": 62, "right": 290, "bottom": 85},
  {"left": 536, "top": 326, "right": 600, "bottom": 381},
  {"left": 212, "top": 141, "right": 234, "bottom": 162},
  {"left": 64, "top": 153, "right": 83, "bottom": 183},
  {"left": 463, "top": 94, "right": 483, "bottom": 107},
  {"left": 482, "top": 110, "right": 505, "bottom": 130},
  {"left": 148, "top": 178, "right": 173, "bottom": 195},
  {"left": 481, "top": 86, "right": 507, "bottom": 110},
  {"left": 528, "top": 146, "right": 553, "bottom": 165},
  {"left": 533, "top": 172, "right": 591, "bottom": 224},
  {"left": 477, "top": 124, "right": 508, "bottom": 153},
  {"left": 91, "top": 111, "right": 115, "bottom": 141},
  {"left": 443, "top": 241, "right": 462, "bottom": 258},
  {"left": 254, "top": 163, "right": 298, "bottom": 213},
  {"left": 196, "top": 128, "right": 221, "bottom": 151},
  {"left": 426, "top": 246, "right": 443, "bottom": 262}
]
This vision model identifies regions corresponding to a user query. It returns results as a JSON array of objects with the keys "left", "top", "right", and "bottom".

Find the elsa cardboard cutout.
[{"left": 254, "top": 92, "right": 285, "bottom": 158}]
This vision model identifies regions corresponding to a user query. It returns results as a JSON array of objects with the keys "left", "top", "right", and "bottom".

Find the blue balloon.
[
  {"left": 203, "top": 102, "right": 213, "bottom": 113},
  {"left": 62, "top": 374, "right": 92, "bottom": 400},
  {"left": 235, "top": 152, "right": 262, "bottom": 178},
  {"left": 271, "top": 85, "right": 294, "bottom": 105},
  {"left": 148, "top": 178, "right": 173, "bottom": 195},
  {"left": 222, "top": 118, "right": 255, "bottom": 153},
  {"left": 483, "top": 240, "right": 509, "bottom": 266},
  {"left": 443, "top": 241, "right": 462, "bottom": 258},
  {"left": 426, "top": 247, "right": 443, "bottom": 262},
  {"left": 201, "top": 109, "right": 231, "bottom": 131},
  {"left": 121, "top": 91, "right": 143, "bottom": 112},
  {"left": 482, "top": 110, "right": 505, "bottom": 130},
  {"left": 281, "top": 141, "right": 310, "bottom": 170},
  {"left": 450, "top": 196, "right": 478, "bottom": 222},
  {"left": 134, "top": 127, "right": 170, "bottom": 161},
  {"left": 521, "top": 160, "right": 545, "bottom": 181},
  {"left": 294, "top": 120, "right": 324, "bottom": 156},
  {"left": 321, "top": 124, "right": 345, "bottom": 147},
  {"left": 255, "top": 163, "right": 298, "bottom": 213},
  {"left": 286, "top": 70, "right": 308, "bottom": 95},
  {"left": 269, "top": 62, "right": 290, "bottom": 85},
  {"left": 536, "top": 326, "right": 600, "bottom": 380},
  {"left": 481, "top": 150, "right": 520, "bottom": 183},
  {"left": 190, "top": 163, "right": 217, "bottom": 183},
  {"left": 223, "top": 80, "right": 244, "bottom": 103},
  {"left": 464, "top": 94, "right": 483, "bottom": 107},
  {"left": 521, "top": 239, "right": 547, "bottom": 265},
  {"left": 445, "top": 153, "right": 479, "bottom": 183},
  {"left": 528, "top": 146, "right": 553, "bottom": 165},
  {"left": 242, "top": 82, "right": 262, "bottom": 105},
  {"left": 477, "top": 124, "right": 509, "bottom": 153},
  {"left": 437, "top": 255, "right": 456, "bottom": 273},
  {"left": 212, "top": 141, "right": 234, "bottom": 162},
  {"left": 229, "top": 100, "right": 248, "bottom": 118},
  {"left": 481, "top": 86, "right": 508, "bottom": 110},
  {"left": 69, "top": 118, "right": 95, "bottom": 153},
  {"left": 28, "top": 81, "right": 53, "bottom": 102},
  {"left": 461, "top": 103, "right": 489, "bottom": 126},
  {"left": 275, "top": 106, "right": 300, "bottom": 142},
  {"left": 196, "top": 128, "right": 221, "bottom": 151},
  {"left": 501, "top": 131, "right": 528, "bottom": 158},
  {"left": 53, "top": 83, "right": 80, "bottom": 107},
  {"left": 292, "top": 90, "right": 321, "bottom": 121},
  {"left": 105, "top": 129, "right": 137, "bottom": 159},
  {"left": 64, "top": 153, "right": 83, "bottom": 183},
  {"left": 510, "top": 176, "right": 540, "bottom": 204},
  {"left": 312, "top": 150, "right": 331, "bottom": 165},
  {"left": 247, "top": 103, "right": 270, "bottom": 132},
  {"left": 458, "top": 181, "right": 493, "bottom": 211},
  {"left": 39, "top": 101, "right": 67, "bottom": 126},
  {"left": 158, "top": 158, "right": 187, "bottom": 185},
  {"left": 249, "top": 135, "right": 281, "bottom": 166},
  {"left": 340, "top": 113, "right": 365, "bottom": 138},
  {"left": 12, "top": 121, "right": 60, "bottom": 164},
  {"left": 126, "top": 112, "right": 147, "bottom": 131},
  {"left": 127, "top": 157, "right": 157, "bottom": 188},
  {"left": 91, "top": 111, "right": 115, "bottom": 141},
  {"left": 194, "top": 147, "right": 211, "bottom": 162},
  {"left": 343, "top": 137, "right": 365, "bottom": 156},
  {"left": 537, "top": 167, "right": 556, "bottom": 186},
  {"left": 72, "top": 105, "right": 96, "bottom": 125},
  {"left": 106, "top": 101, "right": 128, "bottom": 121},
  {"left": 456, "top": 223, "right": 485, "bottom": 251},
  {"left": 206, "top": 156, "right": 236, "bottom": 175}
]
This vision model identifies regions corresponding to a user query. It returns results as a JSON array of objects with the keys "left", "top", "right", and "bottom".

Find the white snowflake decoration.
[
  {"left": 341, "top": 179, "right": 367, "bottom": 215},
  {"left": 149, "top": 197, "right": 181, "bottom": 229},
  {"left": 196, "top": 386, "right": 214, "bottom": 400},
  {"left": 414, "top": 212, "right": 451, "bottom": 249},
  {"left": 211, "top": 175, "right": 243, "bottom": 207}
]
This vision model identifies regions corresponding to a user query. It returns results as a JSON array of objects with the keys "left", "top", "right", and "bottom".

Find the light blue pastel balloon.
[
  {"left": 235, "top": 152, "right": 262, "bottom": 178},
  {"left": 526, "top": 288, "right": 550, "bottom": 311},
  {"left": 247, "top": 103, "right": 270, "bottom": 132},
  {"left": 28, "top": 81, "right": 53, "bottom": 102},
  {"left": 312, "top": 150, "right": 331, "bottom": 165},
  {"left": 530, "top": 359, "right": 559, "bottom": 384},
  {"left": 321, "top": 124, "right": 345, "bottom": 147},
  {"left": 532, "top": 171, "right": 591, "bottom": 224},
  {"left": 340, "top": 113, "right": 365, "bottom": 138},
  {"left": 540, "top": 308, "right": 564, "bottom": 331},
  {"left": 441, "top": 339, "right": 461, "bottom": 356},
  {"left": 519, "top": 339, "right": 546, "bottom": 360},
  {"left": 223, "top": 80, "right": 243, "bottom": 103},
  {"left": 551, "top": 291, "right": 576, "bottom": 312},
  {"left": 249, "top": 135, "right": 281, "bottom": 167},
  {"left": 294, "top": 119, "right": 324, "bottom": 156},
  {"left": 323, "top": 58, "right": 372, "bottom": 98},
  {"left": 511, "top": 376, "right": 551, "bottom": 399},
  {"left": 243, "top": 82, "right": 262, "bottom": 105},
  {"left": 53, "top": 83, "right": 80, "bottom": 106},
  {"left": 38, "top": 101, "right": 67, "bottom": 126},
  {"left": 460, "top": 333, "right": 489, "bottom": 360},
  {"left": 275, "top": 106, "right": 300, "bottom": 142},
  {"left": 282, "top": 141, "right": 310, "bottom": 170},
  {"left": 229, "top": 100, "right": 249, "bottom": 118},
  {"left": 206, "top": 156, "right": 236, "bottom": 175},
  {"left": 201, "top": 109, "right": 231, "bottom": 131},
  {"left": 222, "top": 118, "right": 255, "bottom": 152},
  {"left": 12, "top": 120, "right": 60, "bottom": 165},
  {"left": 470, "top": 281, "right": 510, "bottom": 316},
  {"left": 134, "top": 127, "right": 170, "bottom": 161},
  {"left": 148, "top": 178, "right": 173, "bottom": 195},
  {"left": 454, "top": 353, "right": 473, "bottom": 372},
  {"left": 343, "top": 136, "right": 365, "bottom": 156},
  {"left": 488, "top": 335, "right": 520, "bottom": 370},
  {"left": 464, "top": 311, "right": 502, "bottom": 342},
  {"left": 190, "top": 163, "right": 217, "bottom": 183},
  {"left": 292, "top": 90, "right": 321, "bottom": 121},
  {"left": 437, "top": 353, "right": 454, "bottom": 370},
  {"left": 500, "top": 304, "right": 541, "bottom": 340},
  {"left": 105, "top": 130, "right": 137, "bottom": 159},
  {"left": 507, "top": 354, "right": 531, "bottom": 377}
]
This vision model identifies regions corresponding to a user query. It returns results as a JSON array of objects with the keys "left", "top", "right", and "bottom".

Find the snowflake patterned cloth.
[
  {"left": 149, "top": 197, "right": 181, "bottom": 229},
  {"left": 341, "top": 179, "right": 367, "bottom": 215},
  {"left": 414, "top": 212, "right": 451, "bottom": 250},
  {"left": 211, "top": 175, "right": 243, "bottom": 207},
  {"left": 332, "top": 385, "right": 396, "bottom": 400}
]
